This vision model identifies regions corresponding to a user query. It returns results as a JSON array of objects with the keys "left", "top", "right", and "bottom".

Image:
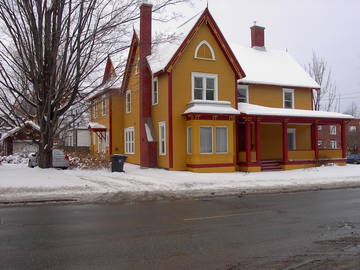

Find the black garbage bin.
[{"left": 111, "top": 154, "right": 127, "bottom": 172}]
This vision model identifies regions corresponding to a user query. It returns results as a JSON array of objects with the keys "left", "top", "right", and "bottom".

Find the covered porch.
[{"left": 236, "top": 103, "right": 353, "bottom": 172}]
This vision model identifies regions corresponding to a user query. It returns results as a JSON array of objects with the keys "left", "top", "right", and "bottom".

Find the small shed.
[{"left": 0, "top": 121, "right": 40, "bottom": 156}]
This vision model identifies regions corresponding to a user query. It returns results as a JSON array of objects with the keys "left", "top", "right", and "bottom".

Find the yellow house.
[{"left": 89, "top": 3, "right": 353, "bottom": 172}]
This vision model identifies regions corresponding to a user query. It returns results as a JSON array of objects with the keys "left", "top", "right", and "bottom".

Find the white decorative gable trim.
[{"left": 194, "top": 40, "right": 216, "bottom": 61}]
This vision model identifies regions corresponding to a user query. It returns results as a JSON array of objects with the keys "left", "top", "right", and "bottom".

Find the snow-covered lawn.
[{"left": 1, "top": 163, "right": 360, "bottom": 203}]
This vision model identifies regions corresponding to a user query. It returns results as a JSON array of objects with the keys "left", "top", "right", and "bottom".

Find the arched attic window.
[{"left": 194, "top": 40, "right": 216, "bottom": 61}]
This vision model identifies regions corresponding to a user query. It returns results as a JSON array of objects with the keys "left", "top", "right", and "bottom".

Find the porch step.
[{"left": 261, "top": 160, "right": 282, "bottom": 171}]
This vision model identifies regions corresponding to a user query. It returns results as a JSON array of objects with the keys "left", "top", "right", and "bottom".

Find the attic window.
[{"left": 194, "top": 40, "right": 215, "bottom": 61}]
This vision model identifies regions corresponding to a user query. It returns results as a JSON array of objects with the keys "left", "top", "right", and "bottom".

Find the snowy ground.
[{"left": 1, "top": 163, "right": 360, "bottom": 204}]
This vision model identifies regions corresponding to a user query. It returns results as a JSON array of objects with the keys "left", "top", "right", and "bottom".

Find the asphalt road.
[{"left": 1, "top": 188, "right": 360, "bottom": 270}]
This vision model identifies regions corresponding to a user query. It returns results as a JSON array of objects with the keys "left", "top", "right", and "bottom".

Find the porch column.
[
  {"left": 341, "top": 120, "right": 347, "bottom": 159},
  {"left": 282, "top": 120, "right": 288, "bottom": 163},
  {"left": 255, "top": 119, "right": 261, "bottom": 165},
  {"left": 312, "top": 121, "right": 319, "bottom": 160},
  {"left": 245, "top": 119, "right": 251, "bottom": 164}
]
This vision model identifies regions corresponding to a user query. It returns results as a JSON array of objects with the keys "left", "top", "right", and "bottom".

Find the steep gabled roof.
[
  {"left": 102, "top": 56, "right": 117, "bottom": 84},
  {"left": 121, "top": 31, "right": 139, "bottom": 92},
  {"left": 0, "top": 121, "right": 40, "bottom": 142},
  {"left": 88, "top": 56, "right": 120, "bottom": 101},
  {"left": 147, "top": 8, "right": 246, "bottom": 79}
]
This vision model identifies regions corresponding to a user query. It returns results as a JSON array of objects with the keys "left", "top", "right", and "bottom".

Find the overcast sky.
[{"left": 160, "top": 0, "right": 360, "bottom": 112}]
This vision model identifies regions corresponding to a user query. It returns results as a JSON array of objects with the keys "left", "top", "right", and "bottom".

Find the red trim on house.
[
  {"left": 120, "top": 33, "right": 139, "bottom": 92},
  {"left": 238, "top": 115, "right": 352, "bottom": 124},
  {"left": 235, "top": 77, "right": 238, "bottom": 105},
  {"left": 282, "top": 120, "right": 288, "bottom": 163},
  {"left": 88, "top": 128, "right": 107, "bottom": 132},
  {"left": 168, "top": 72, "right": 174, "bottom": 169},
  {"left": 313, "top": 122, "right": 319, "bottom": 159},
  {"left": 109, "top": 96, "right": 113, "bottom": 155},
  {"left": 163, "top": 8, "right": 245, "bottom": 78},
  {"left": 237, "top": 82, "right": 320, "bottom": 90},
  {"left": 245, "top": 119, "right": 251, "bottom": 164},
  {"left": 102, "top": 56, "right": 116, "bottom": 84},
  {"left": 186, "top": 163, "right": 234, "bottom": 168},
  {"left": 255, "top": 119, "right": 261, "bottom": 164}
]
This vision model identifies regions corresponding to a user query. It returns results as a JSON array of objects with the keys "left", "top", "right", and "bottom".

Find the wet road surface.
[{"left": 1, "top": 188, "right": 360, "bottom": 269}]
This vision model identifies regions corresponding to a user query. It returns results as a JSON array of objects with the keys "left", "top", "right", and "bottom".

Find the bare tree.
[
  {"left": 344, "top": 102, "right": 359, "bottom": 118},
  {"left": 0, "top": 0, "right": 188, "bottom": 168},
  {"left": 307, "top": 52, "right": 339, "bottom": 112}
]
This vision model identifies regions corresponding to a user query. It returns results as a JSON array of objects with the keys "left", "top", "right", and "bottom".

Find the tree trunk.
[
  {"left": 38, "top": 148, "right": 52, "bottom": 168},
  {"left": 37, "top": 127, "right": 54, "bottom": 168}
]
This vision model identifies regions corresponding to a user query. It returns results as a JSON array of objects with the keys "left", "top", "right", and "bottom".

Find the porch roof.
[
  {"left": 238, "top": 103, "right": 353, "bottom": 120},
  {"left": 183, "top": 100, "right": 240, "bottom": 115},
  {"left": 88, "top": 122, "right": 107, "bottom": 131}
]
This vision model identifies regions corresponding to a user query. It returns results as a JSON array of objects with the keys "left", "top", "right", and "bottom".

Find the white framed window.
[
  {"left": 216, "top": 127, "right": 228, "bottom": 153},
  {"left": 124, "top": 127, "right": 135, "bottom": 154},
  {"left": 349, "top": 125, "right": 357, "bottom": 132},
  {"left": 283, "top": 88, "right": 294, "bottom": 109},
  {"left": 194, "top": 40, "right": 216, "bottom": 61},
  {"left": 93, "top": 102, "right": 98, "bottom": 119},
  {"left": 330, "top": 140, "right": 337, "bottom": 149},
  {"left": 237, "top": 85, "right": 249, "bottom": 103},
  {"left": 158, "top": 122, "right": 166, "bottom": 155},
  {"left": 187, "top": 127, "right": 192, "bottom": 154},
  {"left": 200, "top": 126, "right": 213, "bottom": 154},
  {"left": 318, "top": 140, "right": 322, "bottom": 147},
  {"left": 287, "top": 128, "right": 296, "bottom": 150},
  {"left": 106, "top": 132, "right": 109, "bottom": 147},
  {"left": 125, "top": 90, "right": 131, "bottom": 113},
  {"left": 192, "top": 73, "right": 218, "bottom": 101},
  {"left": 330, "top": 125, "right": 337, "bottom": 135},
  {"left": 152, "top": 77, "right": 158, "bottom": 105},
  {"left": 317, "top": 125, "right": 322, "bottom": 131},
  {"left": 102, "top": 95, "right": 106, "bottom": 116}
]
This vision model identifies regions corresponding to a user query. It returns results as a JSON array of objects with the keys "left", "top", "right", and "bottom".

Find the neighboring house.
[
  {"left": 89, "top": 4, "right": 353, "bottom": 172},
  {"left": 0, "top": 121, "right": 40, "bottom": 156},
  {"left": 318, "top": 119, "right": 360, "bottom": 154},
  {"left": 63, "top": 127, "right": 91, "bottom": 153},
  {"left": 87, "top": 57, "right": 122, "bottom": 156}
]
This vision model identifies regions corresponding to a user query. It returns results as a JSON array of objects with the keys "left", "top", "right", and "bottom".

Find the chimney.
[
  {"left": 139, "top": 1, "right": 156, "bottom": 168},
  {"left": 250, "top": 24, "right": 265, "bottom": 48},
  {"left": 140, "top": 1, "right": 152, "bottom": 58}
]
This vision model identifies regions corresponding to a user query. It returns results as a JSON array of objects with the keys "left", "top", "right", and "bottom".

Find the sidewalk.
[{"left": 1, "top": 163, "right": 360, "bottom": 204}]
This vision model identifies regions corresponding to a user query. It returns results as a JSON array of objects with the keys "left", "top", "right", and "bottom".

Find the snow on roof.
[
  {"left": 232, "top": 45, "right": 319, "bottom": 89},
  {"left": 184, "top": 100, "right": 240, "bottom": 115},
  {"left": 146, "top": 11, "right": 203, "bottom": 74},
  {"left": 238, "top": 103, "right": 353, "bottom": 119},
  {"left": 87, "top": 77, "right": 120, "bottom": 101},
  {"left": 88, "top": 122, "right": 106, "bottom": 130},
  {"left": 0, "top": 121, "right": 40, "bottom": 142}
]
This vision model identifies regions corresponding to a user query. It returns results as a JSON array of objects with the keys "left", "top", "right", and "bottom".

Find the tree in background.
[
  {"left": 0, "top": 0, "right": 188, "bottom": 168},
  {"left": 307, "top": 52, "right": 340, "bottom": 112}
]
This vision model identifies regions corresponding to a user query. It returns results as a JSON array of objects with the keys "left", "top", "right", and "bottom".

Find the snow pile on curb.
[
  {"left": 0, "top": 154, "right": 29, "bottom": 164},
  {"left": 1, "top": 163, "right": 360, "bottom": 203}
]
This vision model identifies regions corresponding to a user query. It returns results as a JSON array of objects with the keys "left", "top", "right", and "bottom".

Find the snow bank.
[
  {"left": 0, "top": 154, "right": 29, "bottom": 164},
  {"left": 1, "top": 163, "right": 360, "bottom": 203}
]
